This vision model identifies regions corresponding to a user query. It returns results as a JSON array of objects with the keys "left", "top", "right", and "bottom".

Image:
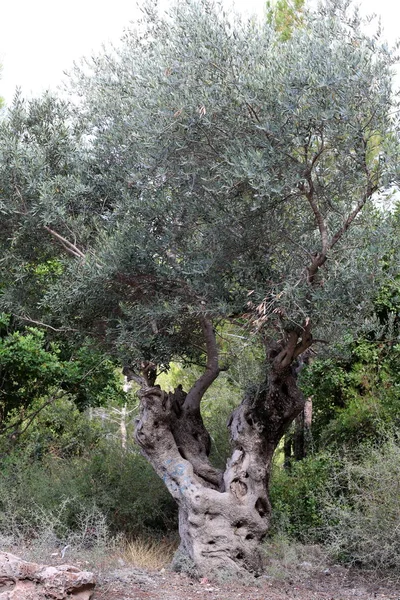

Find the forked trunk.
[{"left": 134, "top": 338, "right": 307, "bottom": 578}]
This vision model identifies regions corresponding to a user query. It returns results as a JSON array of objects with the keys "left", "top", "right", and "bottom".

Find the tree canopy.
[{"left": 0, "top": 0, "right": 398, "bottom": 371}]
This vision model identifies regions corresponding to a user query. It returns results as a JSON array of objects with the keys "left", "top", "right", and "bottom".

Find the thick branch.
[
  {"left": 293, "top": 317, "right": 313, "bottom": 359},
  {"left": 273, "top": 319, "right": 313, "bottom": 370},
  {"left": 274, "top": 330, "right": 299, "bottom": 369},
  {"left": 184, "top": 317, "right": 220, "bottom": 411},
  {"left": 307, "top": 252, "right": 327, "bottom": 285},
  {"left": 303, "top": 132, "right": 329, "bottom": 257},
  {"left": 305, "top": 189, "right": 328, "bottom": 257}
]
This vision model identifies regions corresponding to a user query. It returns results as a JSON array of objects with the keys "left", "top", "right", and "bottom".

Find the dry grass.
[{"left": 122, "top": 537, "right": 178, "bottom": 570}]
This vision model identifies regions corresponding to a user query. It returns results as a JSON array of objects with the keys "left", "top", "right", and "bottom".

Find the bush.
[
  {"left": 72, "top": 441, "right": 178, "bottom": 536},
  {"left": 2, "top": 396, "right": 102, "bottom": 459},
  {"left": 300, "top": 340, "right": 400, "bottom": 450},
  {"left": 0, "top": 439, "right": 177, "bottom": 544},
  {"left": 269, "top": 452, "right": 337, "bottom": 541},
  {"left": 270, "top": 435, "right": 400, "bottom": 571},
  {"left": 323, "top": 436, "right": 400, "bottom": 569}
]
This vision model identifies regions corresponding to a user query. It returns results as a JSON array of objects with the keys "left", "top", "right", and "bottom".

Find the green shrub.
[
  {"left": 323, "top": 436, "right": 400, "bottom": 569},
  {"left": 0, "top": 439, "right": 177, "bottom": 543},
  {"left": 300, "top": 340, "right": 400, "bottom": 450},
  {"left": 270, "top": 435, "right": 400, "bottom": 571},
  {"left": 269, "top": 452, "right": 338, "bottom": 541},
  {"left": 3, "top": 396, "right": 102, "bottom": 459},
  {"left": 72, "top": 441, "right": 178, "bottom": 536}
]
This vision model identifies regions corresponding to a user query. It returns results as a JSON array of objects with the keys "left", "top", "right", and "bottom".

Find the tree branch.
[
  {"left": 293, "top": 317, "right": 313, "bottom": 359},
  {"left": 13, "top": 314, "right": 78, "bottom": 333},
  {"left": 274, "top": 330, "right": 299, "bottom": 369},
  {"left": 44, "top": 226, "right": 86, "bottom": 259},
  {"left": 303, "top": 186, "right": 328, "bottom": 257},
  {"left": 329, "top": 184, "right": 376, "bottom": 251},
  {"left": 273, "top": 318, "right": 313, "bottom": 370},
  {"left": 330, "top": 134, "right": 376, "bottom": 250},
  {"left": 301, "top": 131, "right": 329, "bottom": 265},
  {"left": 184, "top": 317, "right": 220, "bottom": 411}
]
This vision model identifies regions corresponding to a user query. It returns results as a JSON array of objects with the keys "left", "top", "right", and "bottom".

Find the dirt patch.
[
  {"left": 93, "top": 566, "right": 399, "bottom": 600},
  {"left": 4, "top": 541, "right": 398, "bottom": 600}
]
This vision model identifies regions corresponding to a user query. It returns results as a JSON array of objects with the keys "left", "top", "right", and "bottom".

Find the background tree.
[
  {"left": 266, "top": 0, "right": 305, "bottom": 40},
  {"left": 0, "top": 314, "right": 125, "bottom": 452},
  {"left": 0, "top": 0, "right": 399, "bottom": 577}
]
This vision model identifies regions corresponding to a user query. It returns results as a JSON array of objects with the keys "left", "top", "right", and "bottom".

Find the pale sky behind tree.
[{"left": 0, "top": 0, "right": 398, "bottom": 105}]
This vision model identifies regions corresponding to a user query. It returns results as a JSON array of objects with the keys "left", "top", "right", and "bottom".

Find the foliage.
[
  {"left": 0, "top": 315, "right": 66, "bottom": 425},
  {"left": 270, "top": 434, "right": 400, "bottom": 570},
  {"left": 323, "top": 436, "right": 400, "bottom": 569},
  {"left": 6, "top": 396, "right": 102, "bottom": 459},
  {"left": 0, "top": 314, "right": 125, "bottom": 448},
  {"left": 270, "top": 452, "right": 336, "bottom": 540},
  {"left": 300, "top": 337, "right": 400, "bottom": 448},
  {"left": 266, "top": 0, "right": 305, "bottom": 40},
  {"left": 297, "top": 207, "right": 400, "bottom": 449},
  {"left": 0, "top": 62, "right": 3, "bottom": 110},
  {"left": 0, "top": 0, "right": 398, "bottom": 370},
  {"left": 0, "top": 437, "right": 177, "bottom": 541},
  {"left": 0, "top": 0, "right": 400, "bottom": 572}
]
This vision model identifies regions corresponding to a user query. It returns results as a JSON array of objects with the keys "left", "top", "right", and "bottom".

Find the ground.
[
  {"left": 4, "top": 540, "right": 399, "bottom": 600},
  {"left": 93, "top": 564, "right": 399, "bottom": 600}
]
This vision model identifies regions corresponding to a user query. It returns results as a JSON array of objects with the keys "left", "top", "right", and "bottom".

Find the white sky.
[{"left": 0, "top": 0, "right": 398, "bottom": 105}]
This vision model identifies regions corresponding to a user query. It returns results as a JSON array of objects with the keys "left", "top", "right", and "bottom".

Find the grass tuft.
[{"left": 123, "top": 537, "right": 178, "bottom": 570}]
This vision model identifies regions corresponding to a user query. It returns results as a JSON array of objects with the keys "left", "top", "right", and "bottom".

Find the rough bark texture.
[{"left": 135, "top": 324, "right": 312, "bottom": 577}]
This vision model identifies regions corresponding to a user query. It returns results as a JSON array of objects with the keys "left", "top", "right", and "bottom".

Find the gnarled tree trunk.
[{"left": 134, "top": 318, "right": 313, "bottom": 577}]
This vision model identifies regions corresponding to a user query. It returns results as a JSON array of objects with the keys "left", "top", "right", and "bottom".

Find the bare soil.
[
  {"left": 6, "top": 541, "right": 399, "bottom": 600},
  {"left": 93, "top": 565, "right": 400, "bottom": 600}
]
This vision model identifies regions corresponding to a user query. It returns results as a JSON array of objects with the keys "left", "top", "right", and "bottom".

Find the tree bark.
[
  {"left": 134, "top": 324, "right": 311, "bottom": 577},
  {"left": 293, "top": 397, "right": 313, "bottom": 461}
]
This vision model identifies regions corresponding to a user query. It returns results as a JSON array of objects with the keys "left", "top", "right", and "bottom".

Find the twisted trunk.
[
  {"left": 132, "top": 122, "right": 372, "bottom": 576},
  {"left": 135, "top": 322, "right": 312, "bottom": 577}
]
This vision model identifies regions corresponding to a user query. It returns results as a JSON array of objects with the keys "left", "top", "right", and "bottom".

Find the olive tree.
[{"left": 0, "top": 0, "right": 399, "bottom": 577}]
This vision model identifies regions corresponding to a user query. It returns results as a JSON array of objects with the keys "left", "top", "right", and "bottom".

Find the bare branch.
[
  {"left": 13, "top": 314, "right": 78, "bottom": 333},
  {"left": 184, "top": 317, "right": 220, "bottom": 411},
  {"left": 44, "top": 226, "right": 86, "bottom": 259},
  {"left": 246, "top": 102, "right": 261, "bottom": 123}
]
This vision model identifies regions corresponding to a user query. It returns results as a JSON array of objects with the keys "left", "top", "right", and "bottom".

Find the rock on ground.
[{"left": 0, "top": 552, "right": 95, "bottom": 599}]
